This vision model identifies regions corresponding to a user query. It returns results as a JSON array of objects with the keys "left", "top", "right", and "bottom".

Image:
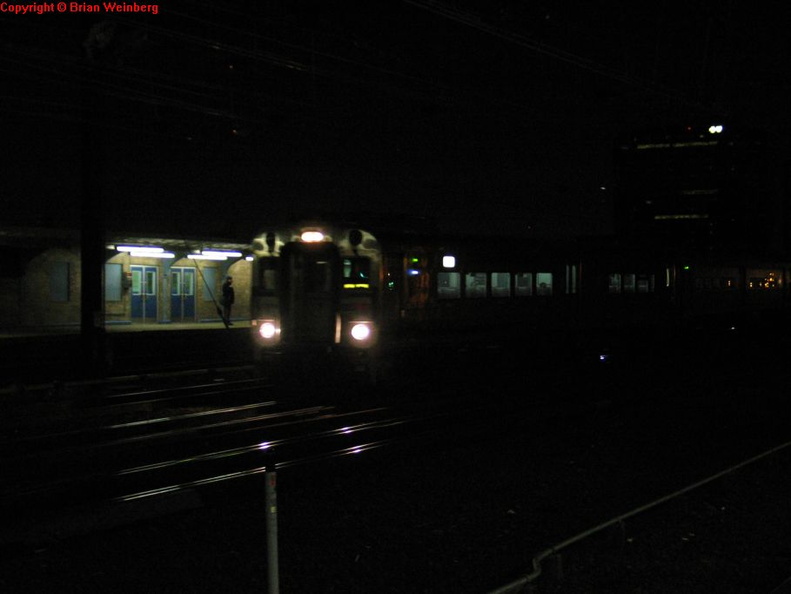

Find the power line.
[{"left": 402, "top": 0, "right": 694, "bottom": 106}]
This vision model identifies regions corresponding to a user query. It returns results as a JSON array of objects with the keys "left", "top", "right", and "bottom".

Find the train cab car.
[{"left": 249, "top": 223, "right": 382, "bottom": 381}]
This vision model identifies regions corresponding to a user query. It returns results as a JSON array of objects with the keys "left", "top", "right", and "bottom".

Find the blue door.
[
  {"left": 170, "top": 267, "right": 196, "bottom": 321},
  {"left": 131, "top": 265, "right": 158, "bottom": 321}
]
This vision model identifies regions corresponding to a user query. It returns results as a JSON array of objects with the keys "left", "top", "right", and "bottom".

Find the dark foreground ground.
[{"left": 2, "top": 328, "right": 791, "bottom": 593}]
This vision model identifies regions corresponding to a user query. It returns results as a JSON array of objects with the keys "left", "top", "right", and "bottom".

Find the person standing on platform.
[{"left": 221, "top": 276, "right": 235, "bottom": 325}]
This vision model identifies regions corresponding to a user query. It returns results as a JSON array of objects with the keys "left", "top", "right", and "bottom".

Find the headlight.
[
  {"left": 350, "top": 322, "right": 372, "bottom": 341},
  {"left": 258, "top": 320, "right": 278, "bottom": 340}
]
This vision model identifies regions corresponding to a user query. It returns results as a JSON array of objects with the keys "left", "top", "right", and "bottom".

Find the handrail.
[{"left": 489, "top": 439, "right": 791, "bottom": 593}]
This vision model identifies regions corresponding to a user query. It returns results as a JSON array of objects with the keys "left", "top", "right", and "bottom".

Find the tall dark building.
[{"left": 613, "top": 122, "right": 787, "bottom": 256}]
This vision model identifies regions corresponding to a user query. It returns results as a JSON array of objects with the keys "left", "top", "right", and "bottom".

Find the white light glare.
[
  {"left": 442, "top": 255, "right": 456, "bottom": 268},
  {"left": 259, "top": 321, "right": 277, "bottom": 339},
  {"left": 350, "top": 323, "right": 371, "bottom": 341},
  {"left": 708, "top": 125, "right": 724, "bottom": 134}
]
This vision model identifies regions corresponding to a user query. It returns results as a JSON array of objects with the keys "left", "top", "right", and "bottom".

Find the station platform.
[
  {"left": 0, "top": 320, "right": 239, "bottom": 339},
  {"left": 0, "top": 321, "right": 252, "bottom": 388}
]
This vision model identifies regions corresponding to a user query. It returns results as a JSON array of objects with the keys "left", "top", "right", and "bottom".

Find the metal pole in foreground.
[{"left": 265, "top": 467, "right": 279, "bottom": 594}]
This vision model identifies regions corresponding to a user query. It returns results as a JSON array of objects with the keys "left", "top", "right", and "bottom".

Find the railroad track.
[{"left": 0, "top": 370, "right": 517, "bottom": 543}]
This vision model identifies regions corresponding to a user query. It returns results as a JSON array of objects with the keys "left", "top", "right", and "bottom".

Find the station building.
[{"left": 0, "top": 226, "right": 251, "bottom": 331}]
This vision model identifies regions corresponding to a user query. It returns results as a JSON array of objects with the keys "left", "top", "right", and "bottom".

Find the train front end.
[{"left": 250, "top": 224, "right": 381, "bottom": 380}]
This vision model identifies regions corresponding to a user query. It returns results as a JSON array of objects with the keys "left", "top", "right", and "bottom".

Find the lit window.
[
  {"left": 491, "top": 272, "right": 511, "bottom": 297},
  {"left": 536, "top": 272, "right": 552, "bottom": 296},
  {"left": 438, "top": 272, "right": 460, "bottom": 299},
  {"left": 608, "top": 273, "right": 621, "bottom": 294},
  {"left": 623, "top": 274, "right": 636, "bottom": 294},
  {"left": 515, "top": 273, "right": 533, "bottom": 296},
  {"left": 464, "top": 273, "right": 487, "bottom": 298},
  {"left": 342, "top": 258, "right": 371, "bottom": 289}
]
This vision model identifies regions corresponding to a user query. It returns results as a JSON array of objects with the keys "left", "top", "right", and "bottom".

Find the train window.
[
  {"left": 748, "top": 271, "right": 780, "bottom": 290},
  {"left": 438, "top": 272, "right": 460, "bottom": 298},
  {"left": 465, "top": 273, "right": 487, "bottom": 298},
  {"left": 256, "top": 258, "right": 278, "bottom": 295},
  {"left": 131, "top": 268, "right": 142, "bottom": 295},
  {"left": 343, "top": 257, "right": 371, "bottom": 289},
  {"left": 622, "top": 274, "right": 636, "bottom": 293},
  {"left": 608, "top": 273, "right": 621, "bottom": 294},
  {"left": 491, "top": 272, "right": 511, "bottom": 297},
  {"left": 305, "top": 260, "right": 332, "bottom": 293},
  {"left": 515, "top": 273, "right": 533, "bottom": 296},
  {"left": 536, "top": 272, "right": 553, "bottom": 296}
]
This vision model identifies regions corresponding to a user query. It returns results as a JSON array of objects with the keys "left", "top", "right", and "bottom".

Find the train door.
[
  {"left": 170, "top": 267, "right": 196, "bottom": 321},
  {"left": 131, "top": 265, "right": 158, "bottom": 321},
  {"left": 280, "top": 243, "right": 340, "bottom": 345},
  {"left": 381, "top": 253, "right": 404, "bottom": 326}
]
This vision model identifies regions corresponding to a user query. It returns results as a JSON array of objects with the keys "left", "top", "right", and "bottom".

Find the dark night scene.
[{"left": 2, "top": 1, "right": 791, "bottom": 592}]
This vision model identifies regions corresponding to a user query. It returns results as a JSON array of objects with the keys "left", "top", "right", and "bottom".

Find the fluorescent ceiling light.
[
  {"left": 202, "top": 250, "right": 243, "bottom": 258},
  {"left": 188, "top": 254, "right": 227, "bottom": 261},
  {"left": 117, "top": 245, "right": 164, "bottom": 253},
  {"left": 129, "top": 251, "right": 175, "bottom": 259}
]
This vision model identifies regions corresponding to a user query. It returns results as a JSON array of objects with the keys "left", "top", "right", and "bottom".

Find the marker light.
[
  {"left": 301, "top": 231, "right": 324, "bottom": 242},
  {"left": 350, "top": 323, "right": 371, "bottom": 341}
]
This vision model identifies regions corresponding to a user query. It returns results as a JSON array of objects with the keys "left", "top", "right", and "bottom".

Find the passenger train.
[
  {"left": 249, "top": 223, "right": 382, "bottom": 377},
  {"left": 249, "top": 220, "right": 791, "bottom": 378}
]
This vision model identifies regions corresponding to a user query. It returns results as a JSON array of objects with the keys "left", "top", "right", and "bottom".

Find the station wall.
[{"left": 2, "top": 244, "right": 251, "bottom": 330}]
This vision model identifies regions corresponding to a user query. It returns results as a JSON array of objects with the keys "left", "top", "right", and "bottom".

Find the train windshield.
[
  {"left": 343, "top": 257, "right": 371, "bottom": 289},
  {"left": 254, "top": 258, "right": 278, "bottom": 295}
]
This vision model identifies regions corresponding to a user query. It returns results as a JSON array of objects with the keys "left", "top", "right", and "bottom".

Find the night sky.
[{"left": 2, "top": 1, "right": 788, "bottom": 240}]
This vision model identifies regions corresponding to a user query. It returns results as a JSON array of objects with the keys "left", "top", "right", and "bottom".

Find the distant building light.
[
  {"left": 681, "top": 189, "right": 719, "bottom": 195},
  {"left": 654, "top": 214, "right": 710, "bottom": 220},
  {"left": 636, "top": 141, "right": 718, "bottom": 149},
  {"left": 442, "top": 255, "right": 456, "bottom": 268},
  {"left": 636, "top": 142, "right": 672, "bottom": 150}
]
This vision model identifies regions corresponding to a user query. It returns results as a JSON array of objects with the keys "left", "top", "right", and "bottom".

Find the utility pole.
[{"left": 80, "top": 21, "right": 113, "bottom": 376}]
